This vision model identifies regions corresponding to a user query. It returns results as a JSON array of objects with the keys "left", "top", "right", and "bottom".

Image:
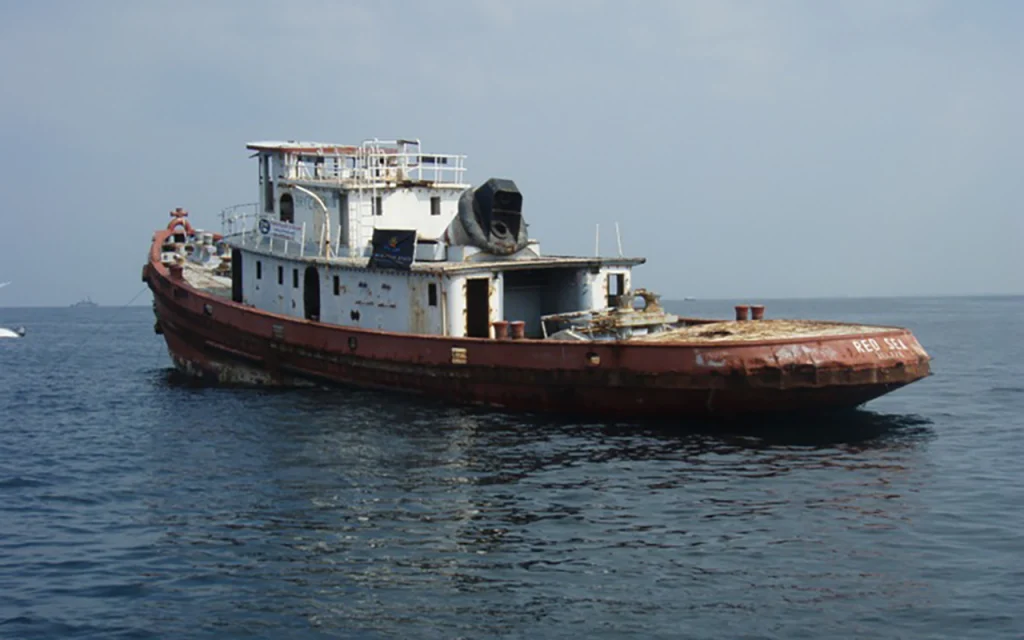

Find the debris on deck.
[{"left": 635, "top": 319, "right": 887, "bottom": 343}]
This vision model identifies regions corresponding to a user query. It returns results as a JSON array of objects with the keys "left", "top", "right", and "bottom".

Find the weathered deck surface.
[
  {"left": 637, "top": 319, "right": 888, "bottom": 343},
  {"left": 183, "top": 262, "right": 231, "bottom": 298}
]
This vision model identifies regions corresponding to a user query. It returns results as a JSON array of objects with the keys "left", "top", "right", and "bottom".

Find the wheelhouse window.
[
  {"left": 374, "top": 195, "right": 383, "bottom": 216},
  {"left": 256, "top": 260, "right": 262, "bottom": 280},
  {"left": 333, "top": 275, "right": 340, "bottom": 296},
  {"left": 430, "top": 196, "right": 441, "bottom": 216},
  {"left": 293, "top": 269, "right": 299, "bottom": 288},
  {"left": 428, "top": 283, "right": 438, "bottom": 307},
  {"left": 277, "top": 265, "right": 284, "bottom": 285}
]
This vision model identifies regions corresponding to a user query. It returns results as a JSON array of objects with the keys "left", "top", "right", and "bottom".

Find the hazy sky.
[{"left": 0, "top": 0, "right": 1021, "bottom": 306}]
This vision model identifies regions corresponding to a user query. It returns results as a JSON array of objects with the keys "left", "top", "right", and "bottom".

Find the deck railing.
[
  {"left": 219, "top": 203, "right": 259, "bottom": 239},
  {"left": 282, "top": 139, "right": 467, "bottom": 187},
  {"left": 220, "top": 204, "right": 325, "bottom": 259}
]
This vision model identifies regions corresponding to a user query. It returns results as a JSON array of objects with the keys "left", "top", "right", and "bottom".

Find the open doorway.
[
  {"left": 607, "top": 272, "right": 625, "bottom": 307},
  {"left": 231, "top": 249, "right": 243, "bottom": 303},
  {"left": 280, "top": 193, "right": 295, "bottom": 223},
  {"left": 503, "top": 268, "right": 582, "bottom": 337},
  {"left": 465, "top": 278, "right": 490, "bottom": 338},
  {"left": 303, "top": 266, "right": 320, "bottom": 321}
]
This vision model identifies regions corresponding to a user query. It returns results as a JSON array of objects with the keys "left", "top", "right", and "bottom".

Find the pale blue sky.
[{"left": 0, "top": 0, "right": 1021, "bottom": 306}]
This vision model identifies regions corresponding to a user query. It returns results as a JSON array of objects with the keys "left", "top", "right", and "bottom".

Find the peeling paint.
[{"left": 695, "top": 352, "right": 728, "bottom": 368}]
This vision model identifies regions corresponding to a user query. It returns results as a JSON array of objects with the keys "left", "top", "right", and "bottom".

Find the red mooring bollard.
[
  {"left": 509, "top": 321, "right": 526, "bottom": 340},
  {"left": 492, "top": 320, "right": 510, "bottom": 339}
]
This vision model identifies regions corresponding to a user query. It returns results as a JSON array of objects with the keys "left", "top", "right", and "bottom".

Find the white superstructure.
[{"left": 189, "top": 138, "right": 649, "bottom": 339}]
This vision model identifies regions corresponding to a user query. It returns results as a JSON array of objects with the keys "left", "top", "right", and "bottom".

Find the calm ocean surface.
[{"left": 0, "top": 297, "right": 1021, "bottom": 639}]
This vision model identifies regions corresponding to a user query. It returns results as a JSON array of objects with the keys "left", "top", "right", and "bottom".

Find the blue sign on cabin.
[{"left": 368, "top": 229, "right": 417, "bottom": 271}]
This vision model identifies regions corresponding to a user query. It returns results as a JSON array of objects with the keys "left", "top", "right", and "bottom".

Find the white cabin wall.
[
  {"left": 444, "top": 274, "right": 501, "bottom": 338},
  {"left": 257, "top": 154, "right": 268, "bottom": 215},
  {"left": 270, "top": 153, "right": 286, "bottom": 215},
  {"left": 348, "top": 186, "right": 462, "bottom": 254},
  {"left": 241, "top": 249, "right": 446, "bottom": 333},
  {"left": 588, "top": 268, "right": 632, "bottom": 309},
  {"left": 492, "top": 274, "right": 504, "bottom": 331},
  {"left": 375, "top": 187, "right": 460, "bottom": 239},
  {"left": 446, "top": 276, "right": 466, "bottom": 338},
  {"left": 333, "top": 191, "right": 353, "bottom": 254},
  {"left": 240, "top": 250, "right": 635, "bottom": 338},
  {"left": 244, "top": 253, "right": 305, "bottom": 318}
]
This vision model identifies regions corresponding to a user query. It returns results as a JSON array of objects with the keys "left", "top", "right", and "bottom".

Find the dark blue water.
[{"left": 1, "top": 297, "right": 1021, "bottom": 639}]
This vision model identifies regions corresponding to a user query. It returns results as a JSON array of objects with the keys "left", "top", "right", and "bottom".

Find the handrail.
[
  {"left": 289, "top": 184, "right": 332, "bottom": 258},
  {"left": 220, "top": 203, "right": 259, "bottom": 237},
  {"left": 281, "top": 145, "right": 467, "bottom": 186}
]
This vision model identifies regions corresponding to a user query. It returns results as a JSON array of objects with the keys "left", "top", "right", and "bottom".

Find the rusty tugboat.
[{"left": 142, "top": 138, "right": 931, "bottom": 418}]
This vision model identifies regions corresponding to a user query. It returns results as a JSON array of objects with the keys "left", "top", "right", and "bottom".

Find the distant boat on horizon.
[{"left": 71, "top": 296, "right": 99, "bottom": 308}]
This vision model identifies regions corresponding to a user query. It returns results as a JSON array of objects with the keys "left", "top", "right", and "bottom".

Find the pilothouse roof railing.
[{"left": 249, "top": 138, "right": 468, "bottom": 188}]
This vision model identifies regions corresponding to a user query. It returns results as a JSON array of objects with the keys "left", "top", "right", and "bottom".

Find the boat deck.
[
  {"left": 183, "top": 262, "right": 231, "bottom": 299},
  {"left": 640, "top": 319, "right": 893, "bottom": 343}
]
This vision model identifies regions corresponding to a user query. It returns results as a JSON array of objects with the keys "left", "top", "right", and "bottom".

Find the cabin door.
[
  {"left": 466, "top": 278, "right": 490, "bottom": 338},
  {"left": 231, "top": 249, "right": 243, "bottom": 303},
  {"left": 303, "top": 266, "right": 320, "bottom": 321}
]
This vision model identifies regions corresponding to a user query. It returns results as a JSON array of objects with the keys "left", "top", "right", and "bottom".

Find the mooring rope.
[{"left": 70, "top": 286, "right": 151, "bottom": 352}]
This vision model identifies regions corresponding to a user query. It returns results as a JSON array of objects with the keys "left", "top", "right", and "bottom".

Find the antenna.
[
  {"left": 595, "top": 224, "right": 600, "bottom": 257},
  {"left": 615, "top": 222, "right": 623, "bottom": 257}
]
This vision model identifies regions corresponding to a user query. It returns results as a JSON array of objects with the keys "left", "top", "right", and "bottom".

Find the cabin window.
[
  {"left": 280, "top": 193, "right": 294, "bottom": 223},
  {"left": 428, "top": 283, "right": 438, "bottom": 307},
  {"left": 430, "top": 196, "right": 441, "bottom": 216},
  {"left": 277, "top": 265, "right": 283, "bottom": 285},
  {"left": 374, "top": 195, "right": 383, "bottom": 216},
  {"left": 293, "top": 268, "right": 299, "bottom": 288},
  {"left": 256, "top": 260, "right": 262, "bottom": 280},
  {"left": 333, "top": 275, "right": 340, "bottom": 295}
]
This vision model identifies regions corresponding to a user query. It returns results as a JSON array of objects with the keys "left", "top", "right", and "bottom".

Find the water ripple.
[{"left": 1, "top": 301, "right": 1022, "bottom": 638}]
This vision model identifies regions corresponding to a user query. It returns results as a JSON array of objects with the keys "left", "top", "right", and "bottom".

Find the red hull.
[{"left": 144, "top": 231, "right": 931, "bottom": 418}]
